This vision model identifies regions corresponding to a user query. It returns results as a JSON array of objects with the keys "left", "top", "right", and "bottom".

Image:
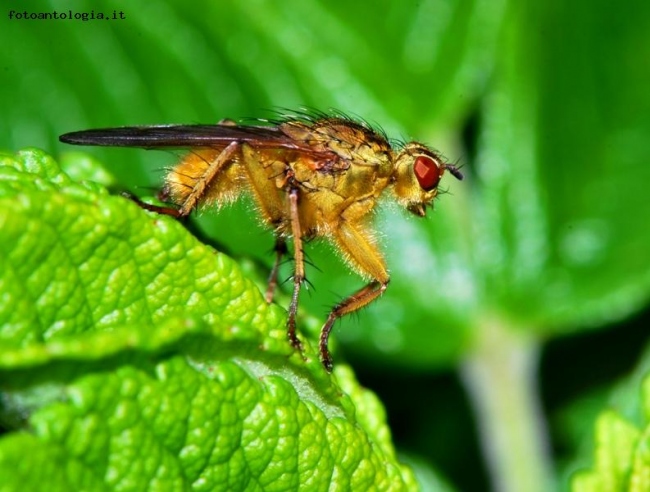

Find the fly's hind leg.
[
  {"left": 321, "top": 221, "right": 390, "bottom": 372},
  {"left": 172, "top": 142, "right": 241, "bottom": 216},
  {"left": 120, "top": 192, "right": 183, "bottom": 217}
]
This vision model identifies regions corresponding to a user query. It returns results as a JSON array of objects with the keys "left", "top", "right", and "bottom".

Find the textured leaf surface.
[
  {"left": 0, "top": 150, "right": 416, "bottom": 491},
  {"left": 2, "top": 2, "right": 650, "bottom": 489},
  {"left": 571, "top": 375, "right": 650, "bottom": 492}
]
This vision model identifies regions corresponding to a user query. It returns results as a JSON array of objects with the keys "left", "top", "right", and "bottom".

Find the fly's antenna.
[{"left": 446, "top": 163, "right": 464, "bottom": 180}]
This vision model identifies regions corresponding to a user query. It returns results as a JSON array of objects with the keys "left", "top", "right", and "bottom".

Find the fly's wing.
[
  {"left": 60, "top": 123, "right": 347, "bottom": 174},
  {"left": 59, "top": 124, "right": 307, "bottom": 150}
]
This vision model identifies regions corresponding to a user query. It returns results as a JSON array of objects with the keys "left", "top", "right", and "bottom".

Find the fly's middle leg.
[
  {"left": 266, "top": 236, "right": 287, "bottom": 303},
  {"left": 286, "top": 186, "right": 305, "bottom": 351}
]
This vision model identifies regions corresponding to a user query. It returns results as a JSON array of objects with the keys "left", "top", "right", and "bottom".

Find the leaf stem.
[{"left": 460, "top": 317, "right": 554, "bottom": 492}]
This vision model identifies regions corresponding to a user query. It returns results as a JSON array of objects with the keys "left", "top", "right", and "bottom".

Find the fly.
[{"left": 60, "top": 111, "right": 463, "bottom": 372}]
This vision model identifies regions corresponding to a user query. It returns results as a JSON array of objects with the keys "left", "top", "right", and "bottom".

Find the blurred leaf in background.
[{"left": 2, "top": 0, "right": 650, "bottom": 491}]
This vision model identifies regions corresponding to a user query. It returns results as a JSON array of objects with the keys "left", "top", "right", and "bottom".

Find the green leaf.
[
  {"left": 470, "top": 0, "right": 650, "bottom": 332},
  {"left": 3, "top": 2, "right": 650, "bottom": 490},
  {"left": 570, "top": 374, "right": 650, "bottom": 491},
  {"left": 571, "top": 411, "right": 639, "bottom": 491},
  {"left": 0, "top": 150, "right": 417, "bottom": 491}
]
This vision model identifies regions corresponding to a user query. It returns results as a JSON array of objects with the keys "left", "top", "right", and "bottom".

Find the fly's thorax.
[
  {"left": 390, "top": 142, "right": 446, "bottom": 217},
  {"left": 280, "top": 117, "right": 392, "bottom": 167}
]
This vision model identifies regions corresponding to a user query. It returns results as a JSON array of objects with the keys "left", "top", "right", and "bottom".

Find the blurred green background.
[{"left": 2, "top": 0, "right": 650, "bottom": 490}]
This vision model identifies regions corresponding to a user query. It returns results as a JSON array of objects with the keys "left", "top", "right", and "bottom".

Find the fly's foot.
[
  {"left": 286, "top": 315, "right": 304, "bottom": 352},
  {"left": 320, "top": 349, "right": 334, "bottom": 373},
  {"left": 319, "top": 316, "right": 336, "bottom": 373},
  {"left": 121, "top": 192, "right": 182, "bottom": 217},
  {"left": 288, "top": 331, "right": 304, "bottom": 352}
]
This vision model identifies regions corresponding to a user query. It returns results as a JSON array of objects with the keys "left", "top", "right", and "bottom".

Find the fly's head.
[{"left": 391, "top": 143, "right": 463, "bottom": 217}]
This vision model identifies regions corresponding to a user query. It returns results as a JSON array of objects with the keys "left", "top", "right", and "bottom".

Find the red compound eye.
[{"left": 413, "top": 156, "right": 442, "bottom": 191}]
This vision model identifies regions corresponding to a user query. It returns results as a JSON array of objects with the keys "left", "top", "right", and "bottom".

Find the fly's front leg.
[
  {"left": 322, "top": 221, "right": 390, "bottom": 372},
  {"left": 265, "top": 236, "right": 287, "bottom": 303},
  {"left": 286, "top": 186, "right": 305, "bottom": 351},
  {"left": 320, "top": 280, "right": 388, "bottom": 371}
]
